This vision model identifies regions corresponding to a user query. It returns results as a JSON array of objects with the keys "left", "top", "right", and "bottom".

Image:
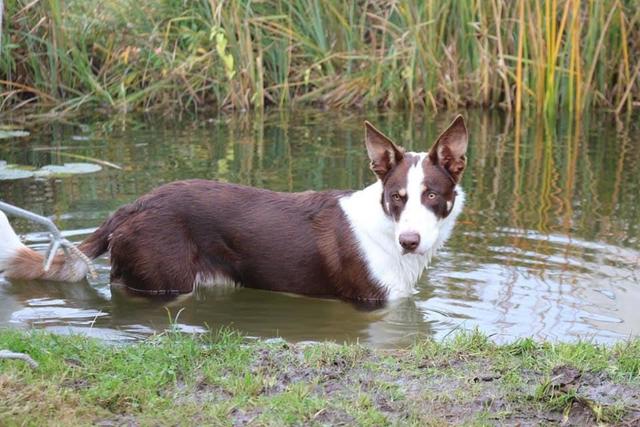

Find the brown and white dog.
[{"left": 0, "top": 116, "right": 468, "bottom": 302}]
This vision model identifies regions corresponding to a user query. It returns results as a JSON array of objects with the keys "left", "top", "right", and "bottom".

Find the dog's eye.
[
  {"left": 427, "top": 192, "right": 437, "bottom": 200},
  {"left": 391, "top": 193, "right": 402, "bottom": 202}
]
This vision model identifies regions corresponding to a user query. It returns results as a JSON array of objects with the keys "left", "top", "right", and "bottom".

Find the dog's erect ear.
[
  {"left": 429, "top": 115, "right": 468, "bottom": 183},
  {"left": 364, "top": 121, "right": 404, "bottom": 180}
]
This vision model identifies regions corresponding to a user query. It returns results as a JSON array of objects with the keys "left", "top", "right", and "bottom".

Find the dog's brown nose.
[{"left": 399, "top": 232, "right": 420, "bottom": 252}]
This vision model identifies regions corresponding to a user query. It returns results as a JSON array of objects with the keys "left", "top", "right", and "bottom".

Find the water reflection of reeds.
[{"left": 1, "top": 111, "right": 638, "bottom": 248}]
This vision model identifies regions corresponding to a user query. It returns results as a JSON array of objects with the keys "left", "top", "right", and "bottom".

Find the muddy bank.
[{"left": 0, "top": 330, "right": 639, "bottom": 425}]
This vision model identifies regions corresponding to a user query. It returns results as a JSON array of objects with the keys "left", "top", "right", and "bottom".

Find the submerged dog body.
[{"left": 0, "top": 117, "right": 468, "bottom": 301}]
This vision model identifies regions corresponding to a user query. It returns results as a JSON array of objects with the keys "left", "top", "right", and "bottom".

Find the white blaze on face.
[{"left": 396, "top": 153, "right": 439, "bottom": 254}]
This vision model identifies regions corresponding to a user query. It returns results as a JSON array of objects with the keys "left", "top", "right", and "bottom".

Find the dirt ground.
[
  {"left": 1, "top": 331, "right": 639, "bottom": 426},
  {"left": 221, "top": 342, "right": 640, "bottom": 426}
]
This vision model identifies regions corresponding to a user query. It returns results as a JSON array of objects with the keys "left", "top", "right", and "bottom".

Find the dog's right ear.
[{"left": 364, "top": 121, "right": 404, "bottom": 180}]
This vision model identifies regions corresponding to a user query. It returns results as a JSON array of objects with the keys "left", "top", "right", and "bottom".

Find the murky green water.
[{"left": 0, "top": 111, "right": 638, "bottom": 347}]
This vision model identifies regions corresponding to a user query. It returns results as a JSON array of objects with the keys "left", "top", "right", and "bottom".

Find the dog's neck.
[{"left": 339, "top": 180, "right": 465, "bottom": 299}]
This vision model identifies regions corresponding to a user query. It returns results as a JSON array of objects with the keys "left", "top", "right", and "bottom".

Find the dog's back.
[{"left": 95, "top": 180, "right": 380, "bottom": 298}]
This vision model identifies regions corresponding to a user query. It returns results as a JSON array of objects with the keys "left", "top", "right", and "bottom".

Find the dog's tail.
[{"left": 0, "top": 205, "right": 130, "bottom": 282}]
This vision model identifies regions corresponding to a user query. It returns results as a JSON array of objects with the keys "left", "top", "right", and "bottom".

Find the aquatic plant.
[{"left": 0, "top": 0, "right": 638, "bottom": 114}]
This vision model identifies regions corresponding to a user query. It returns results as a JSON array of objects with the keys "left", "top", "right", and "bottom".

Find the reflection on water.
[{"left": 0, "top": 111, "right": 638, "bottom": 347}]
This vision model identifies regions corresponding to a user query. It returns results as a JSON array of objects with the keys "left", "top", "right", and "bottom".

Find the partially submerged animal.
[{"left": 0, "top": 116, "right": 469, "bottom": 302}]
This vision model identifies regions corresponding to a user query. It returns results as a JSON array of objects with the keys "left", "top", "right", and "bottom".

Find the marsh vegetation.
[{"left": 2, "top": 1, "right": 638, "bottom": 115}]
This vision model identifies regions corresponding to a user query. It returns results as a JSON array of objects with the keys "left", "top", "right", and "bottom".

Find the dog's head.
[{"left": 364, "top": 116, "right": 468, "bottom": 255}]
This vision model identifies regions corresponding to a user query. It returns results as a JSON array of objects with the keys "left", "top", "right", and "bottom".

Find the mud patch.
[{"left": 2, "top": 331, "right": 639, "bottom": 426}]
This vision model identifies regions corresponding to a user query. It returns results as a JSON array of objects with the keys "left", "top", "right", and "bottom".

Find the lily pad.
[
  {"left": 0, "top": 162, "right": 103, "bottom": 180},
  {"left": 35, "top": 162, "right": 102, "bottom": 177},
  {"left": 0, "top": 163, "right": 36, "bottom": 180},
  {"left": 0, "top": 130, "right": 30, "bottom": 139}
]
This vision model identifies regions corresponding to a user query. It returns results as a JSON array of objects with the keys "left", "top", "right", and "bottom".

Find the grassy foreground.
[
  {"left": 0, "top": 329, "right": 639, "bottom": 426},
  {"left": 2, "top": 0, "right": 639, "bottom": 115}
]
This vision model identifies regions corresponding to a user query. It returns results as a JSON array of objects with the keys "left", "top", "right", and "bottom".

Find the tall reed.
[{"left": 1, "top": 0, "right": 638, "bottom": 114}]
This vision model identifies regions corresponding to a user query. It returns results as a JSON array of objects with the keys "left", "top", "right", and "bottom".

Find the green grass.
[
  {"left": 1, "top": 328, "right": 639, "bottom": 425},
  {"left": 1, "top": 0, "right": 638, "bottom": 115}
]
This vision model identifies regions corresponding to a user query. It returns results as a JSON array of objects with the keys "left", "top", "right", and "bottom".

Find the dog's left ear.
[{"left": 429, "top": 115, "right": 468, "bottom": 183}]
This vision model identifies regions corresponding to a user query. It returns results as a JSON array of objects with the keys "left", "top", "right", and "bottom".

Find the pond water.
[{"left": 0, "top": 111, "right": 638, "bottom": 347}]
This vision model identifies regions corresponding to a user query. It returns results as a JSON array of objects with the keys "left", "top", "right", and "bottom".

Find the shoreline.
[{"left": 1, "top": 328, "right": 638, "bottom": 425}]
